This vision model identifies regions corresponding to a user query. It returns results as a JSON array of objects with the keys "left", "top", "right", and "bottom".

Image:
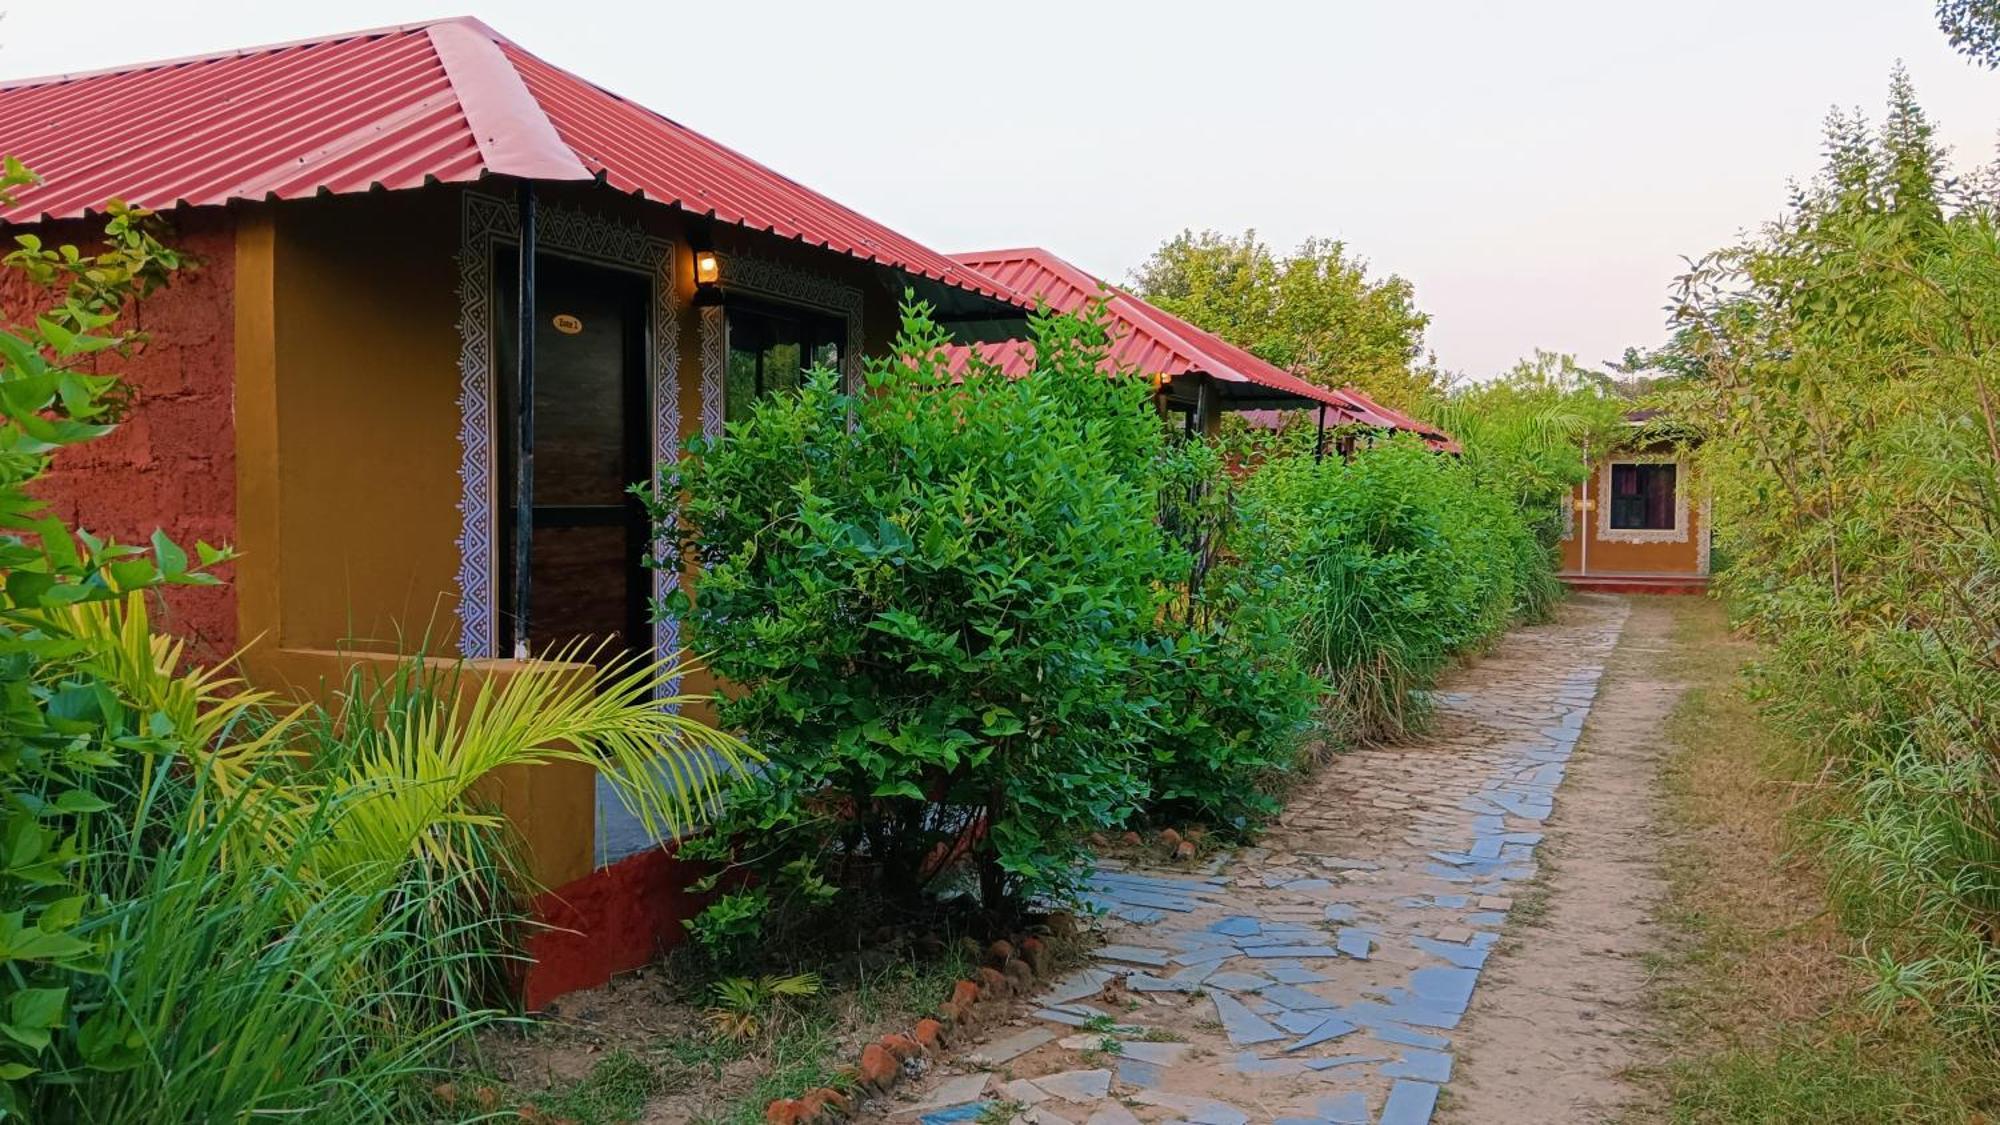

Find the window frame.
[
  {"left": 1596, "top": 455, "right": 1691, "bottom": 544},
  {"left": 1607, "top": 461, "right": 1677, "bottom": 531}
]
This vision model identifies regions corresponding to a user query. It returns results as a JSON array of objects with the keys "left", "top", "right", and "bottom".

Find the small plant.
[
  {"left": 704, "top": 973, "right": 823, "bottom": 1042},
  {"left": 977, "top": 1100, "right": 1025, "bottom": 1125}
]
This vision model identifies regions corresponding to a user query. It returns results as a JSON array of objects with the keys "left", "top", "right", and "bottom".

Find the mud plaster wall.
[{"left": 1558, "top": 458, "right": 1704, "bottom": 576}]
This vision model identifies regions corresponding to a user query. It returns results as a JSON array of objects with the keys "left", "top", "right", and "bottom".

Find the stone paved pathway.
[{"left": 881, "top": 597, "right": 1631, "bottom": 1125}]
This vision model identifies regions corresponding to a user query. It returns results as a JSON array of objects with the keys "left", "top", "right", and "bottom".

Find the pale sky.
[{"left": 6, "top": 1, "right": 1997, "bottom": 378}]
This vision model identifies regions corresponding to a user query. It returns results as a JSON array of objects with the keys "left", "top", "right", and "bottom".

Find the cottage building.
[
  {"left": 1558, "top": 412, "right": 1710, "bottom": 594},
  {"left": 0, "top": 17, "right": 1030, "bottom": 1003}
]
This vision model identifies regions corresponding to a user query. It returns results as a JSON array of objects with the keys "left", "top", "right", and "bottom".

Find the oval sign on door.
[{"left": 552, "top": 313, "right": 584, "bottom": 335}]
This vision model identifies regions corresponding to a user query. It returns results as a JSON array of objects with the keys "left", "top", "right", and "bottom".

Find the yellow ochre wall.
[
  {"left": 230, "top": 183, "right": 905, "bottom": 889},
  {"left": 1557, "top": 453, "right": 1707, "bottom": 577}
]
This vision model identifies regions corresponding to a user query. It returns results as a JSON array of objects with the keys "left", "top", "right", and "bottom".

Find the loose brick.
[{"left": 858, "top": 1043, "right": 899, "bottom": 1092}]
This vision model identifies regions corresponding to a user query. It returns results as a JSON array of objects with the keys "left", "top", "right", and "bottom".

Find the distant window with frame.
[
  {"left": 724, "top": 300, "right": 844, "bottom": 423},
  {"left": 1609, "top": 462, "right": 1677, "bottom": 530}
]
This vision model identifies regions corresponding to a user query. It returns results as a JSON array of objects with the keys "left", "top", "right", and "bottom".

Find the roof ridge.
[
  {"left": 489, "top": 43, "right": 982, "bottom": 281},
  {"left": 425, "top": 21, "right": 589, "bottom": 181}
]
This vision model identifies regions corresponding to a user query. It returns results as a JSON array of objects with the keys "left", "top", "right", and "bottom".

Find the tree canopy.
[
  {"left": 1128, "top": 229, "right": 1438, "bottom": 408},
  {"left": 1937, "top": 0, "right": 2000, "bottom": 68}
]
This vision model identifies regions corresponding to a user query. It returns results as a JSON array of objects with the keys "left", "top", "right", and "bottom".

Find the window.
[
  {"left": 1609, "top": 462, "right": 1677, "bottom": 530},
  {"left": 724, "top": 300, "right": 844, "bottom": 423}
]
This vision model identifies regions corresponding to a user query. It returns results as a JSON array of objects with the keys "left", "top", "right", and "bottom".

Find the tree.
[
  {"left": 1128, "top": 229, "right": 1438, "bottom": 408},
  {"left": 1937, "top": 0, "right": 2000, "bottom": 68},
  {"left": 1664, "top": 69, "right": 2000, "bottom": 1033},
  {"left": 1429, "top": 350, "right": 1630, "bottom": 549}
]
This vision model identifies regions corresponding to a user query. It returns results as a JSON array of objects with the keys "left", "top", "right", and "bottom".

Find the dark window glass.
[
  {"left": 724, "top": 301, "right": 844, "bottom": 424},
  {"left": 1609, "top": 462, "right": 1677, "bottom": 530}
]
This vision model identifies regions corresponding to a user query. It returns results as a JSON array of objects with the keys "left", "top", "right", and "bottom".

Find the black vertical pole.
[
  {"left": 1314, "top": 403, "right": 1327, "bottom": 463},
  {"left": 512, "top": 181, "right": 537, "bottom": 660}
]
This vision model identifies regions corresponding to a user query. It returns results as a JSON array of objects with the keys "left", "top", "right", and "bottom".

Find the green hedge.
[
  {"left": 656, "top": 301, "right": 1552, "bottom": 954},
  {"left": 653, "top": 306, "right": 1172, "bottom": 936}
]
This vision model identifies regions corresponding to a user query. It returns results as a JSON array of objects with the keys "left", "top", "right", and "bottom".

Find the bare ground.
[{"left": 1442, "top": 595, "right": 1682, "bottom": 1123}]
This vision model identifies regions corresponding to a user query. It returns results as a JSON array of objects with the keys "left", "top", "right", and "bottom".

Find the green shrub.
[
  {"left": 1249, "top": 437, "right": 1532, "bottom": 741},
  {"left": 1140, "top": 441, "right": 1316, "bottom": 826},
  {"left": 652, "top": 302, "right": 1173, "bottom": 927},
  {"left": 1425, "top": 351, "right": 1631, "bottom": 623}
]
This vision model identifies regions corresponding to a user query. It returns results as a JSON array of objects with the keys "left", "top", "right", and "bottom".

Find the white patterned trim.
[
  {"left": 454, "top": 192, "right": 680, "bottom": 661},
  {"left": 698, "top": 305, "right": 726, "bottom": 439},
  {"left": 706, "top": 241, "right": 865, "bottom": 398},
  {"left": 1697, "top": 495, "right": 1713, "bottom": 576},
  {"left": 1559, "top": 491, "right": 1576, "bottom": 542},
  {"left": 1596, "top": 454, "right": 1690, "bottom": 544}
]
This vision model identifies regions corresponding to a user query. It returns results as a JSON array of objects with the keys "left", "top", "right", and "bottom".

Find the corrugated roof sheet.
[
  {"left": 0, "top": 18, "right": 1014, "bottom": 304},
  {"left": 945, "top": 247, "right": 1368, "bottom": 418},
  {"left": 945, "top": 248, "right": 1458, "bottom": 451}
]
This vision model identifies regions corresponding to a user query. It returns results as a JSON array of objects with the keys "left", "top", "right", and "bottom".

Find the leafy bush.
[
  {"left": 1426, "top": 351, "right": 1631, "bottom": 622},
  {"left": 1140, "top": 440, "right": 1316, "bottom": 826},
  {"left": 1249, "top": 437, "right": 1535, "bottom": 742},
  {"left": 652, "top": 302, "right": 1173, "bottom": 929}
]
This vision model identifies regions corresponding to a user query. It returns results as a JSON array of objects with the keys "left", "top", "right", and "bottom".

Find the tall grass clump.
[
  {"left": 1248, "top": 437, "right": 1539, "bottom": 743},
  {"left": 38, "top": 772, "right": 497, "bottom": 1123},
  {"left": 1660, "top": 70, "right": 2000, "bottom": 1039}
]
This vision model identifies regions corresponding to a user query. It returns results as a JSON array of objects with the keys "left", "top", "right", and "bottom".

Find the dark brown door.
[{"left": 495, "top": 253, "right": 651, "bottom": 660}]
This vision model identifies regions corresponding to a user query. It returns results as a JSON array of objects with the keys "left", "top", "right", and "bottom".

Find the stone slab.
[
  {"left": 968, "top": 1025, "right": 1056, "bottom": 1066},
  {"left": 1096, "top": 944, "right": 1172, "bottom": 967},
  {"left": 1383, "top": 1048, "right": 1454, "bottom": 1083},
  {"left": 1211, "top": 991, "right": 1287, "bottom": 1046},
  {"left": 1380, "top": 1079, "right": 1441, "bottom": 1125},
  {"left": 1035, "top": 1068, "right": 1113, "bottom": 1103}
]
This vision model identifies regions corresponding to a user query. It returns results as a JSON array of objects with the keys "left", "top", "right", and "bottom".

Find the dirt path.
[
  {"left": 873, "top": 594, "right": 1682, "bottom": 1125},
  {"left": 1440, "top": 596, "right": 1681, "bottom": 1123}
]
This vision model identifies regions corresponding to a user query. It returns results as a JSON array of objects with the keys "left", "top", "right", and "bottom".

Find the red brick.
[{"left": 858, "top": 1044, "right": 899, "bottom": 1092}]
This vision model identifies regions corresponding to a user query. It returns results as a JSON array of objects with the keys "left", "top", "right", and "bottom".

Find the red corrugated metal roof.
[
  {"left": 1335, "top": 385, "right": 1460, "bottom": 452},
  {"left": 949, "top": 247, "right": 1458, "bottom": 448},
  {"left": 0, "top": 18, "right": 1013, "bottom": 304},
  {"left": 946, "top": 247, "right": 1367, "bottom": 418}
]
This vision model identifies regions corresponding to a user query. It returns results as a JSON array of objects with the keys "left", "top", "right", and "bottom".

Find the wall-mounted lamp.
[{"left": 691, "top": 248, "right": 723, "bottom": 308}]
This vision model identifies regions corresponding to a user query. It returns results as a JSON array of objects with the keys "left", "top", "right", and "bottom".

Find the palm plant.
[
  {"left": 297, "top": 636, "right": 754, "bottom": 886},
  {"left": 49, "top": 592, "right": 755, "bottom": 891}
]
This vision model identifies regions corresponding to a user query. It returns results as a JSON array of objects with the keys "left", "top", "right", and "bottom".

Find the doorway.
[{"left": 494, "top": 252, "right": 652, "bottom": 660}]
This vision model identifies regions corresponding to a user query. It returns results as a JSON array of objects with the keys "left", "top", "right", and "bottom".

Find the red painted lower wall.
[
  {"left": 520, "top": 845, "right": 711, "bottom": 1010},
  {"left": 13, "top": 213, "right": 239, "bottom": 660}
]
